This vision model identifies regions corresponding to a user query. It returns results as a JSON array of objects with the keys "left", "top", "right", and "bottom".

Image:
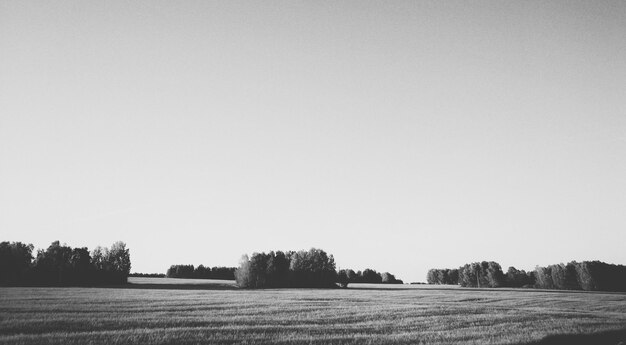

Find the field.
[{"left": 1, "top": 278, "right": 625, "bottom": 345}]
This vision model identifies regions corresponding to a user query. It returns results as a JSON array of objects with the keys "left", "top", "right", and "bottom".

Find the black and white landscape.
[{"left": 1, "top": 1, "right": 625, "bottom": 344}]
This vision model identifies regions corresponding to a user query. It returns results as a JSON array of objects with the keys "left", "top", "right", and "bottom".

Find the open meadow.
[{"left": 1, "top": 278, "right": 625, "bottom": 345}]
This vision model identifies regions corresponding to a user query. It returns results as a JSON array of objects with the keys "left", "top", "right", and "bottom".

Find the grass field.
[{"left": 1, "top": 278, "right": 625, "bottom": 345}]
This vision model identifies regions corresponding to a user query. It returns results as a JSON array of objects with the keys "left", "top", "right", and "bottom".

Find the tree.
[
  {"left": 32, "top": 241, "right": 73, "bottom": 285},
  {"left": 249, "top": 252, "right": 270, "bottom": 288},
  {"left": 550, "top": 262, "right": 580, "bottom": 290},
  {"left": 381, "top": 272, "right": 396, "bottom": 284},
  {"left": 1, "top": 240, "right": 133, "bottom": 286},
  {"left": 266, "top": 251, "right": 289, "bottom": 287},
  {"left": 194, "top": 264, "right": 209, "bottom": 278},
  {"left": 235, "top": 248, "right": 337, "bottom": 288},
  {"left": 107, "top": 241, "right": 131, "bottom": 278},
  {"left": 234, "top": 255, "right": 252, "bottom": 288},
  {"left": 505, "top": 266, "right": 532, "bottom": 288},
  {"left": 485, "top": 261, "right": 505, "bottom": 288},
  {"left": 67, "top": 247, "right": 92, "bottom": 285},
  {"left": 426, "top": 268, "right": 459, "bottom": 285},
  {"left": 456, "top": 262, "right": 504, "bottom": 288},
  {"left": 447, "top": 268, "right": 459, "bottom": 285},
  {"left": 458, "top": 263, "right": 480, "bottom": 287},
  {"left": 361, "top": 269, "right": 382, "bottom": 284},
  {"left": 345, "top": 269, "right": 357, "bottom": 283},
  {"left": 0, "top": 242, "right": 34, "bottom": 286},
  {"left": 427, "top": 269, "right": 437, "bottom": 284},
  {"left": 91, "top": 246, "right": 107, "bottom": 270},
  {"left": 337, "top": 269, "right": 349, "bottom": 288},
  {"left": 534, "top": 266, "right": 554, "bottom": 289},
  {"left": 289, "top": 248, "right": 337, "bottom": 288}
]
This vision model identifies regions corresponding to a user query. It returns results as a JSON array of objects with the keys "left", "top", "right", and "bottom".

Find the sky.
[{"left": 1, "top": 1, "right": 625, "bottom": 283}]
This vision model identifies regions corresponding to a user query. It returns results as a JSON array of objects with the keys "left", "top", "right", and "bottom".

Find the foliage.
[
  {"left": 235, "top": 248, "right": 337, "bottom": 288},
  {"left": 381, "top": 272, "right": 402, "bottom": 284},
  {"left": 336, "top": 269, "right": 349, "bottom": 288},
  {"left": 129, "top": 272, "right": 166, "bottom": 278},
  {"left": 429, "top": 260, "right": 626, "bottom": 292},
  {"left": 457, "top": 261, "right": 505, "bottom": 288},
  {"left": 0, "top": 240, "right": 131, "bottom": 286},
  {"left": 426, "top": 268, "right": 459, "bottom": 285},
  {"left": 504, "top": 266, "right": 535, "bottom": 288},
  {"left": 166, "top": 264, "right": 236, "bottom": 280},
  {"left": 0, "top": 242, "right": 34, "bottom": 285},
  {"left": 341, "top": 268, "right": 403, "bottom": 285},
  {"left": 535, "top": 261, "right": 626, "bottom": 292}
]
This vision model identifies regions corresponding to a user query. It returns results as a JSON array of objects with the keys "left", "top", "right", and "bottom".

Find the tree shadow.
[{"left": 521, "top": 329, "right": 626, "bottom": 345}]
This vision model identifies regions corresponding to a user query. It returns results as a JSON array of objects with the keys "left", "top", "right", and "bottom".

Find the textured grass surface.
[{"left": 1, "top": 279, "right": 625, "bottom": 345}]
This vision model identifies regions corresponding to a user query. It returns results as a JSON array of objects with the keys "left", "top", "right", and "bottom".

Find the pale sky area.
[{"left": 1, "top": 1, "right": 625, "bottom": 283}]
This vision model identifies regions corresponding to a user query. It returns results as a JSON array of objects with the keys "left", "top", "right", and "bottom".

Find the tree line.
[
  {"left": 235, "top": 248, "right": 338, "bottom": 288},
  {"left": 336, "top": 268, "right": 403, "bottom": 287},
  {"left": 0, "top": 240, "right": 131, "bottom": 286},
  {"left": 427, "top": 260, "right": 626, "bottom": 292},
  {"left": 234, "top": 248, "right": 403, "bottom": 288},
  {"left": 129, "top": 272, "right": 166, "bottom": 278},
  {"left": 534, "top": 261, "right": 626, "bottom": 292},
  {"left": 166, "top": 264, "right": 236, "bottom": 280}
]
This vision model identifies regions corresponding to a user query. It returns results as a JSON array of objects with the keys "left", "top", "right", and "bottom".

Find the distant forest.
[
  {"left": 128, "top": 272, "right": 165, "bottom": 278},
  {"left": 0, "top": 241, "right": 130, "bottom": 286},
  {"left": 5, "top": 240, "right": 625, "bottom": 292},
  {"left": 234, "top": 248, "right": 402, "bottom": 288},
  {"left": 166, "top": 265, "right": 236, "bottom": 280},
  {"left": 427, "top": 260, "right": 626, "bottom": 292},
  {"left": 336, "top": 268, "right": 403, "bottom": 287}
]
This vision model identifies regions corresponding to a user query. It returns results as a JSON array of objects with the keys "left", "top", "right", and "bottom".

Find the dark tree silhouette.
[
  {"left": 0, "top": 242, "right": 34, "bottom": 285},
  {"left": 337, "top": 269, "right": 349, "bottom": 288},
  {"left": 456, "top": 261, "right": 504, "bottom": 288},
  {"left": 0, "top": 240, "right": 132, "bottom": 286},
  {"left": 361, "top": 268, "right": 382, "bottom": 284},
  {"left": 235, "top": 248, "right": 337, "bottom": 288},
  {"left": 430, "top": 260, "right": 625, "bottom": 292},
  {"left": 426, "top": 268, "right": 459, "bottom": 285},
  {"left": 166, "top": 264, "right": 236, "bottom": 280},
  {"left": 504, "top": 266, "right": 534, "bottom": 288}
]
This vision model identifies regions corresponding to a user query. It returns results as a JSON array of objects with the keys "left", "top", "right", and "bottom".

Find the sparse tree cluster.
[
  {"left": 235, "top": 248, "right": 337, "bottom": 288},
  {"left": 0, "top": 240, "right": 131, "bottom": 286},
  {"left": 427, "top": 260, "right": 626, "bottom": 292},
  {"left": 336, "top": 268, "right": 403, "bottom": 287},
  {"left": 427, "top": 262, "right": 521, "bottom": 288},
  {"left": 166, "top": 264, "right": 236, "bottom": 280},
  {"left": 129, "top": 272, "right": 166, "bottom": 278},
  {"left": 535, "top": 261, "right": 626, "bottom": 292},
  {"left": 0, "top": 241, "right": 33, "bottom": 285},
  {"left": 504, "top": 266, "right": 535, "bottom": 288},
  {"left": 426, "top": 268, "right": 459, "bottom": 285},
  {"left": 458, "top": 261, "right": 506, "bottom": 288}
]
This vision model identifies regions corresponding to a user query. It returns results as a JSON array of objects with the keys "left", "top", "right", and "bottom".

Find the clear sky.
[{"left": 1, "top": 1, "right": 625, "bottom": 283}]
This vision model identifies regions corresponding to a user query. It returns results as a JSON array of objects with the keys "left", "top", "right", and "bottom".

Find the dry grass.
[{"left": 1, "top": 278, "right": 625, "bottom": 344}]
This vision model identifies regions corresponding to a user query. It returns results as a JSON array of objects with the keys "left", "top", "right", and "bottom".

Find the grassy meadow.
[{"left": 1, "top": 278, "right": 625, "bottom": 345}]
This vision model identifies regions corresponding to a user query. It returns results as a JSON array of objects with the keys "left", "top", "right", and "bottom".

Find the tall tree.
[{"left": 0, "top": 242, "right": 34, "bottom": 285}]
